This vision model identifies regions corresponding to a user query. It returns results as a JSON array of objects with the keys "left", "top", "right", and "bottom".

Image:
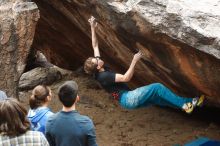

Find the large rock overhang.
[{"left": 31, "top": 0, "right": 220, "bottom": 106}]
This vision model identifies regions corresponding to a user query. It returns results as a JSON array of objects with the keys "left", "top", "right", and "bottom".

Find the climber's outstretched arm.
[
  {"left": 115, "top": 51, "right": 142, "bottom": 82},
  {"left": 88, "top": 16, "right": 100, "bottom": 57}
]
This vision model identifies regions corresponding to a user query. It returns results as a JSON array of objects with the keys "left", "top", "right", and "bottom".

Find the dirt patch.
[{"left": 20, "top": 73, "right": 220, "bottom": 146}]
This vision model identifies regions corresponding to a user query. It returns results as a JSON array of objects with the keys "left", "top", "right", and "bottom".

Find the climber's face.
[{"left": 92, "top": 57, "right": 104, "bottom": 70}]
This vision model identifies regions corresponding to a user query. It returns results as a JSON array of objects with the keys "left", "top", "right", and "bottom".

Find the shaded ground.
[{"left": 20, "top": 73, "right": 220, "bottom": 146}]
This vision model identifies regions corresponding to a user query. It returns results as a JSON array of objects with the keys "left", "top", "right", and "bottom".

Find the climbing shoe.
[
  {"left": 192, "top": 95, "right": 205, "bottom": 107},
  {"left": 183, "top": 102, "right": 194, "bottom": 114}
]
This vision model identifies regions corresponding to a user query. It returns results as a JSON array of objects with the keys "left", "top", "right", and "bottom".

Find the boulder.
[
  {"left": 32, "top": 0, "right": 220, "bottom": 106},
  {"left": 19, "top": 66, "right": 73, "bottom": 91},
  {"left": 0, "top": 0, "right": 39, "bottom": 97}
]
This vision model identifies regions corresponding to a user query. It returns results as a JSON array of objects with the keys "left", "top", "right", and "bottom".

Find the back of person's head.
[
  {"left": 84, "top": 57, "right": 98, "bottom": 74},
  {"left": 58, "top": 81, "right": 78, "bottom": 107},
  {"left": 0, "top": 98, "right": 30, "bottom": 136},
  {"left": 29, "top": 85, "right": 51, "bottom": 109},
  {"left": 0, "top": 90, "right": 7, "bottom": 100}
]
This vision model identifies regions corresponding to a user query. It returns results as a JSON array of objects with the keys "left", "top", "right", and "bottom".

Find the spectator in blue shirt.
[
  {"left": 45, "top": 81, "right": 98, "bottom": 146},
  {"left": 27, "top": 85, "right": 54, "bottom": 134}
]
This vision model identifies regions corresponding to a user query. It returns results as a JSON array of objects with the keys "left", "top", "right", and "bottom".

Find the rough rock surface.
[
  {"left": 18, "top": 66, "right": 72, "bottom": 91},
  {"left": 0, "top": 0, "right": 39, "bottom": 97},
  {"left": 32, "top": 0, "right": 220, "bottom": 106}
]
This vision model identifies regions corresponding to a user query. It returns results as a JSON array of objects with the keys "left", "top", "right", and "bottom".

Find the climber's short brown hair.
[{"left": 84, "top": 57, "right": 98, "bottom": 74}]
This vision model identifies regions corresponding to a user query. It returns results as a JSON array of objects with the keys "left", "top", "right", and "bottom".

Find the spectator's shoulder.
[
  {"left": 46, "top": 110, "right": 54, "bottom": 118},
  {"left": 77, "top": 114, "right": 94, "bottom": 129},
  {"left": 46, "top": 112, "right": 59, "bottom": 124},
  {"left": 26, "top": 130, "right": 43, "bottom": 137}
]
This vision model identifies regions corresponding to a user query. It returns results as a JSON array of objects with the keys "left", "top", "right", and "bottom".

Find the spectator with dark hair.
[
  {"left": 0, "top": 98, "right": 49, "bottom": 146},
  {"left": 45, "top": 81, "right": 98, "bottom": 146},
  {"left": 0, "top": 90, "right": 7, "bottom": 100},
  {"left": 27, "top": 85, "right": 54, "bottom": 134}
]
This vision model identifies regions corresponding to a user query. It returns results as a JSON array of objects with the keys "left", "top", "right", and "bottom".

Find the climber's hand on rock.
[
  {"left": 88, "top": 16, "right": 97, "bottom": 28},
  {"left": 133, "top": 50, "right": 142, "bottom": 62}
]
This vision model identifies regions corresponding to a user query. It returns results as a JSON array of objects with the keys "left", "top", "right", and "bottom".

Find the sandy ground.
[{"left": 20, "top": 73, "right": 220, "bottom": 146}]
